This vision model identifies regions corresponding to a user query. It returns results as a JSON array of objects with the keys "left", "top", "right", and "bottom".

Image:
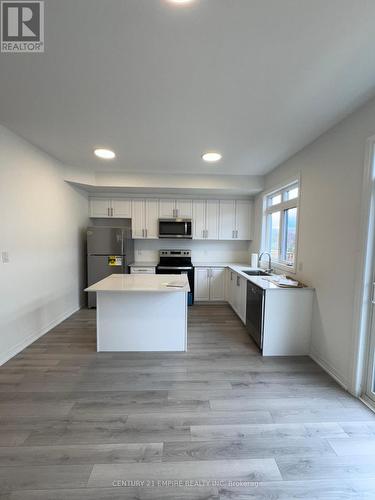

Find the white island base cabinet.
[
  {"left": 97, "top": 292, "right": 187, "bottom": 352},
  {"left": 85, "top": 274, "right": 189, "bottom": 352}
]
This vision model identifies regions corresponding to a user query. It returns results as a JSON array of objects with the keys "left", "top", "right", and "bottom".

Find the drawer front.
[{"left": 130, "top": 267, "right": 156, "bottom": 274}]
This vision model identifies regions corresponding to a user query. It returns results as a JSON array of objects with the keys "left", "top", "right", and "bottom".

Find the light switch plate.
[{"left": 1, "top": 251, "right": 9, "bottom": 263}]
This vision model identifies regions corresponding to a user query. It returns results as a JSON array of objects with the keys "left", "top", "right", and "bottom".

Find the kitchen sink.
[{"left": 242, "top": 270, "right": 271, "bottom": 277}]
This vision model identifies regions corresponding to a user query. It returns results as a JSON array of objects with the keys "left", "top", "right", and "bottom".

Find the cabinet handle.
[
  {"left": 142, "top": 229, "right": 145, "bottom": 238},
  {"left": 205, "top": 230, "right": 208, "bottom": 239},
  {"left": 372, "top": 282, "right": 375, "bottom": 305},
  {"left": 145, "top": 229, "right": 148, "bottom": 238},
  {"left": 111, "top": 207, "right": 114, "bottom": 217},
  {"left": 107, "top": 207, "right": 110, "bottom": 217},
  {"left": 232, "top": 230, "right": 235, "bottom": 239},
  {"left": 235, "top": 230, "right": 238, "bottom": 239}
]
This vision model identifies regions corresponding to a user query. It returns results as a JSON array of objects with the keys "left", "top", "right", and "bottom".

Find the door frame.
[{"left": 350, "top": 135, "right": 375, "bottom": 398}]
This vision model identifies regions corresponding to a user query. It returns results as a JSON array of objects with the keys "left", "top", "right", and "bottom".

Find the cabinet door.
[
  {"left": 234, "top": 273, "right": 242, "bottom": 315},
  {"left": 90, "top": 198, "right": 111, "bottom": 217},
  {"left": 112, "top": 199, "right": 132, "bottom": 218},
  {"left": 219, "top": 200, "right": 236, "bottom": 240},
  {"left": 159, "top": 199, "right": 176, "bottom": 218},
  {"left": 227, "top": 270, "right": 236, "bottom": 309},
  {"left": 131, "top": 200, "right": 145, "bottom": 239},
  {"left": 239, "top": 276, "right": 247, "bottom": 324},
  {"left": 194, "top": 268, "right": 210, "bottom": 301},
  {"left": 206, "top": 200, "right": 219, "bottom": 240},
  {"left": 192, "top": 200, "right": 206, "bottom": 240},
  {"left": 210, "top": 268, "right": 226, "bottom": 301},
  {"left": 235, "top": 200, "right": 252, "bottom": 240},
  {"left": 175, "top": 199, "right": 193, "bottom": 218},
  {"left": 145, "top": 199, "right": 159, "bottom": 239}
]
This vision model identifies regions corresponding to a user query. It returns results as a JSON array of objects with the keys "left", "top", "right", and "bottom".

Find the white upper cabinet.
[
  {"left": 90, "top": 198, "right": 132, "bottom": 218},
  {"left": 235, "top": 200, "right": 252, "bottom": 240},
  {"left": 159, "top": 199, "right": 176, "bottom": 218},
  {"left": 219, "top": 200, "right": 252, "bottom": 240},
  {"left": 206, "top": 200, "right": 219, "bottom": 240},
  {"left": 145, "top": 199, "right": 159, "bottom": 239},
  {"left": 131, "top": 199, "right": 159, "bottom": 239},
  {"left": 112, "top": 198, "right": 132, "bottom": 218},
  {"left": 219, "top": 200, "right": 236, "bottom": 240},
  {"left": 193, "top": 200, "right": 219, "bottom": 240},
  {"left": 175, "top": 199, "right": 193, "bottom": 218},
  {"left": 90, "top": 196, "right": 252, "bottom": 241},
  {"left": 159, "top": 199, "right": 193, "bottom": 219},
  {"left": 193, "top": 200, "right": 206, "bottom": 240},
  {"left": 131, "top": 199, "right": 145, "bottom": 239},
  {"left": 90, "top": 198, "right": 112, "bottom": 217}
]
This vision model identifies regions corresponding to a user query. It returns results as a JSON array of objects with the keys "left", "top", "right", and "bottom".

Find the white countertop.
[
  {"left": 193, "top": 262, "right": 312, "bottom": 291},
  {"left": 129, "top": 262, "right": 158, "bottom": 267},
  {"left": 193, "top": 262, "right": 248, "bottom": 268},
  {"left": 85, "top": 274, "right": 190, "bottom": 293}
]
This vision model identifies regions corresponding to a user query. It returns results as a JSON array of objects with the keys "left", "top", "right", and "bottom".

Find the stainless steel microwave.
[{"left": 158, "top": 219, "right": 192, "bottom": 239}]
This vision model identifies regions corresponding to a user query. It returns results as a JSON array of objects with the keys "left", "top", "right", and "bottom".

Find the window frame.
[{"left": 262, "top": 179, "right": 300, "bottom": 273}]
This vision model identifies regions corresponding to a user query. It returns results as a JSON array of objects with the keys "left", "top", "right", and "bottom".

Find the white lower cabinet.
[
  {"left": 195, "top": 267, "right": 226, "bottom": 302},
  {"left": 226, "top": 269, "right": 246, "bottom": 324},
  {"left": 195, "top": 268, "right": 210, "bottom": 301}
]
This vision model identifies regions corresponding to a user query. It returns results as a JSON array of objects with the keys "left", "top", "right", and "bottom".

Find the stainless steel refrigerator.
[{"left": 87, "top": 223, "right": 134, "bottom": 308}]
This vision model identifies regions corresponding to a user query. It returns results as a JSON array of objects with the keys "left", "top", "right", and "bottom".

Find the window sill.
[{"left": 271, "top": 261, "right": 297, "bottom": 275}]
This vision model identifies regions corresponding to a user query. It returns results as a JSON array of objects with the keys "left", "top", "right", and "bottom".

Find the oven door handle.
[{"left": 158, "top": 266, "right": 193, "bottom": 270}]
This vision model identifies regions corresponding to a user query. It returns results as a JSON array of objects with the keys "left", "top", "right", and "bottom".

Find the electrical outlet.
[{"left": 1, "top": 251, "right": 9, "bottom": 263}]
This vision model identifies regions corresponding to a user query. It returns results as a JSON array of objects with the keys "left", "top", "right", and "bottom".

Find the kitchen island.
[{"left": 85, "top": 274, "right": 190, "bottom": 352}]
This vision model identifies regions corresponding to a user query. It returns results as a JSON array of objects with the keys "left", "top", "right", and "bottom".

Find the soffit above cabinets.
[{"left": 65, "top": 172, "right": 264, "bottom": 198}]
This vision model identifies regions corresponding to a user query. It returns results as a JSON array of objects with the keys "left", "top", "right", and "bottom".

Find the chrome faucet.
[{"left": 258, "top": 252, "right": 273, "bottom": 273}]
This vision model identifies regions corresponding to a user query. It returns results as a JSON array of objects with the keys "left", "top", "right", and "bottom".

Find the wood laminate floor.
[{"left": 0, "top": 304, "right": 375, "bottom": 499}]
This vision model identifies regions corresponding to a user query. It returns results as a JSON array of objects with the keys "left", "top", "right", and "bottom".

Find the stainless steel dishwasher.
[{"left": 246, "top": 281, "right": 265, "bottom": 350}]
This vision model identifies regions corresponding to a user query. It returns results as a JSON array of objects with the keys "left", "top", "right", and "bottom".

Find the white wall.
[
  {"left": 0, "top": 125, "right": 88, "bottom": 365},
  {"left": 251, "top": 96, "right": 375, "bottom": 391},
  {"left": 135, "top": 239, "right": 251, "bottom": 265}
]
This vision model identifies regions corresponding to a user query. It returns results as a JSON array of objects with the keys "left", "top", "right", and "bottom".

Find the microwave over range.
[{"left": 158, "top": 219, "right": 192, "bottom": 239}]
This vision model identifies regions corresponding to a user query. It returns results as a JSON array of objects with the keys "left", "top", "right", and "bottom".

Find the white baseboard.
[
  {"left": 310, "top": 349, "right": 349, "bottom": 391},
  {"left": 0, "top": 305, "right": 81, "bottom": 366}
]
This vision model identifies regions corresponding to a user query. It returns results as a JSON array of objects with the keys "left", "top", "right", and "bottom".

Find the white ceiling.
[{"left": 1, "top": 0, "right": 375, "bottom": 176}]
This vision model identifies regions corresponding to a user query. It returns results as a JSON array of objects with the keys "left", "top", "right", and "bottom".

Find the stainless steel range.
[{"left": 156, "top": 250, "right": 194, "bottom": 305}]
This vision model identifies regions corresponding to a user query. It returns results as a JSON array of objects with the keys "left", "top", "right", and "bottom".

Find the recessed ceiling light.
[
  {"left": 167, "top": 0, "right": 195, "bottom": 5},
  {"left": 94, "top": 148, "right": 116, "bottom": 160},
  {"left": 202, "top": 152, "right": 222, "bottom": 163}
]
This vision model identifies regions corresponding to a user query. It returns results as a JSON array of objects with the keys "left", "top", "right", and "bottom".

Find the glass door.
[
  {"left": 365, "top": 145, "right": 375, "bottom": 404},
  {"left": 366, "top": 275, "right": 375, "bottom": 403}
]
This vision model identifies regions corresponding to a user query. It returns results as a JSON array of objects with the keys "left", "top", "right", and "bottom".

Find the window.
[{"left": 263, "top": 181, "right": 299, "bottom": 270}]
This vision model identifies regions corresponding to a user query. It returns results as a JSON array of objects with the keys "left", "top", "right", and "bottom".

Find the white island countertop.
[{"left": 85, "top": 273, "right": 190, "bottom": 293}]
